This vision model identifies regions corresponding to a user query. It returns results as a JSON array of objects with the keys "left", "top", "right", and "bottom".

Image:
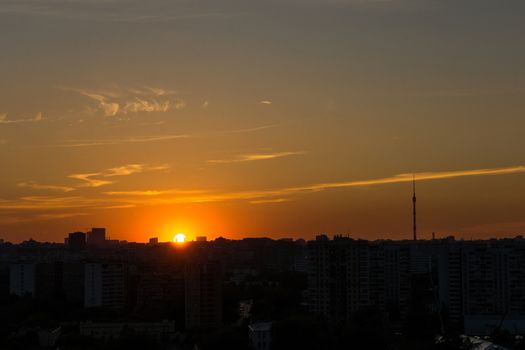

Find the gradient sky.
[{"left": 1, "top": 0, "right": 524, "bottom": 243}]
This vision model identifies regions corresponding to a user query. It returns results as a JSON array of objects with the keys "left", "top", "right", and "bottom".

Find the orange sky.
[{"left": 0, "top": 0, "right": 524, "bottom": 242}]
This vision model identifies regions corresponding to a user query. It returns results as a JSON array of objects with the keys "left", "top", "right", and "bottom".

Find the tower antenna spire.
[{"left": 412, "top": 173, "right": 417, "bottom": 241}]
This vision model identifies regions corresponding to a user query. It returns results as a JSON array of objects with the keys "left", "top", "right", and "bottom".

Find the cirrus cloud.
[
  {"left": 208, "top": 151, "right": 305, "bottom": 164},
  {"left": 0, "top": 112, "right": 43, "bottom": 124},
  {"left": 72, "top": 86, "right": 184, "bottom": 116},
  {"left": 2, "top": 165, "right": 524, "bottom": 216},
  {"left": 98, "top": 164, "right": 525, "bottom": 205},
  {"left": 17, "top": 181, "right": 75, "bottom": 193},
  {"left": 69, "top": 163, "right": 170, "bottom": 188}
]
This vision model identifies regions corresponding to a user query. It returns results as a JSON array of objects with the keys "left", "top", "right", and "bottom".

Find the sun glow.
[{"left": 173, "top": 233, "right": 186, "bottom": 243}]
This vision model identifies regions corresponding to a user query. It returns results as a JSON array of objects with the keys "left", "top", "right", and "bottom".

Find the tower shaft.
[{"left": 412, "top": 175, "right": 417, "bottom": 241}]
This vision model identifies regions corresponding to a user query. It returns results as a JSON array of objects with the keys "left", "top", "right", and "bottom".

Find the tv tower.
[{"left": 412, "top": 174, "right": 417, "bottom": 241}]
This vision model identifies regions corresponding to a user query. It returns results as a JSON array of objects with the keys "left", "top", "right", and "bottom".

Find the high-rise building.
[
  {"left": 307, "top": 235, "right": 331, "bottom": 318},
  {"left": 461, "top": 242, "right": 521, "bottom": 316},
  {"left": 185, "top": 258, "right": 222, "bottom": 329},
  {"left": 248, "top": 322, "right": 272, "bottom": 350},
  {"left": 68, "top": 232, "right": 86, "bottom": 252},
  {"left": 436, "top": 240, "right": 463, "bottom": 321},
  {"left": 307, "top": 235, "right": 388, "bottom": 321},
  {"left": 62, "top": 262, "right": 85, "bottom": 304},
  {"left": 383, "top": 242, "right": 411, "bottom": 318},
  {"left": 136, "top": 272, "right": 184, "bottom": 307},
  {"left": 307, "top": 236, "right": 433, "bottom": 321},
  {"left": 307, "top": 235, "right": 525, "bottom": 330},
  {"left": 9, "top": 263, "right": 36, "bottom": 297},
  {"left": 87, "top": 228, "right": 106, "bottom": 247},
  {"left": 84, "top": 263, "right": 126, "bottom": 308}
]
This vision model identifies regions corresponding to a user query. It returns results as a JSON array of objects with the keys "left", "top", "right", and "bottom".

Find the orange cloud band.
[{"left": 3, "top": 165, "right": 525, "bottom": 212}]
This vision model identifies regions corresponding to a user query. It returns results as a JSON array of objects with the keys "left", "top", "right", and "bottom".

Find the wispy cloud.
[
  {"left": 174, "top": 99, "right": 186, "bottom": 110},
  {"left": 0, "top": 112, "right": 43, "bottom": 124},
  {"left": 36, "top": 212, "right": 89, "bottom": 220},
  {"left": 48, "top": 123, "right": 278, "bottom": 148},
  {"left": 123, "top": 99, "right": 171, "bottom": 113},
  {"left": 105, "top": 164, "right": 145, "bottom": 177},
  {"left": 0, "top": 196, "right": 100, "bottom": 210},
  {"left": 105, "top": 164, "right": 170, "bottom": 176},
  {"left": 72, "top": 86, "right": 184, "bottom": 116},
  {"left": 104, "top": 189, "right": 205, "bottom": 196},
  {"left": 51, "top": 134, "right": 190, "bottom": 148},
  {"left": 0, "top": 211, "right": 90, "bottom": 225},
  {"left": 226, "top": 123, "right": 280, "bottom": 134},
  {"left": 80, "top": 92, "right": 120, "bottom": 116},
  {"left": 16, "top": 164, "right": 171, "bottom": 194},
  {"left": 100, "top": 165, "right": 525, "bottom": 205},
  {"left": 3, "top": 165, "right": 523, "bottom": 214},
  {"left": 17, "top": 181, "right": 75, "bottom": 193},
  {"left": 68, "top": 173, "right": 114, "bottom": 188},
  {"left": 103, "top": 204, "right": 136, "bottom": 209},
  {"left": 69, "top": 163, "right": 170, "bottom": 188},
  {"left": 250, "top": 198, "right": 291, "bottom": 204},
  {"left": 208, "top": 151, "right": 305, "bottom": 164},
  {"left": 259, "top": 100, "right": 272, "bottom": 105},
  {"left": 105, "top": 190, "right": 166, "bottom": 196},
  {"left": 277, "top": 165, "right": 525, "bottom": 195},
  {"left": 130, "top": 86, "right": 178, "bottom": 96}
]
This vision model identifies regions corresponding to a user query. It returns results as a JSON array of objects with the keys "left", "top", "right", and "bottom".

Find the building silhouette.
[
  {"left": 84, "top": 262, "right": 126, "bottom": 308},
  {"left": 248, "top": 322, "right": 272, "bottom": 350},
  {"left": 4, "top": 230, "right": 525, "bottom": 337},
  {"left": 185, "top": 257, "right": 223, "bottom": 329},
  {"left": 87, "top": 228, "right": 106, "bottom": 247},
  {"left": 68, "top": 232, "right": 86, "bottom": 252},
  {"left": 307, "top": 235, "right": 411, "bottom": 321},
  {"left": 306, "top": 235, "right": 525, "bottom": 333},
  {"left": 9, "top": 263, "right": 36, "bottom": 297}
]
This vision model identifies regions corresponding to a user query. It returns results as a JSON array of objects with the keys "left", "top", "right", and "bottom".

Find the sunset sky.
[{"left": 1, "top": 0, "right": 524, "bottom": 243}]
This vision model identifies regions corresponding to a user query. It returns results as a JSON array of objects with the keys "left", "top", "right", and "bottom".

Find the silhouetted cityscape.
[
  {"left": 1, "top": 228, "right": 525, "bottom": 349},
  {"left": 2, "top": 2, "right": 525, "bottom": 349}
]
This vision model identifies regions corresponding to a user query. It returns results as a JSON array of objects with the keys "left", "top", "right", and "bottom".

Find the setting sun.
[{"left": 173, "top": 233, "right": 186, "bottom": 243}]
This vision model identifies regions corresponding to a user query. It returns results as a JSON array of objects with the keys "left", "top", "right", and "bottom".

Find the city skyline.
[{"left": 1, "top": 0, "right": 525, "bottom": 243}]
